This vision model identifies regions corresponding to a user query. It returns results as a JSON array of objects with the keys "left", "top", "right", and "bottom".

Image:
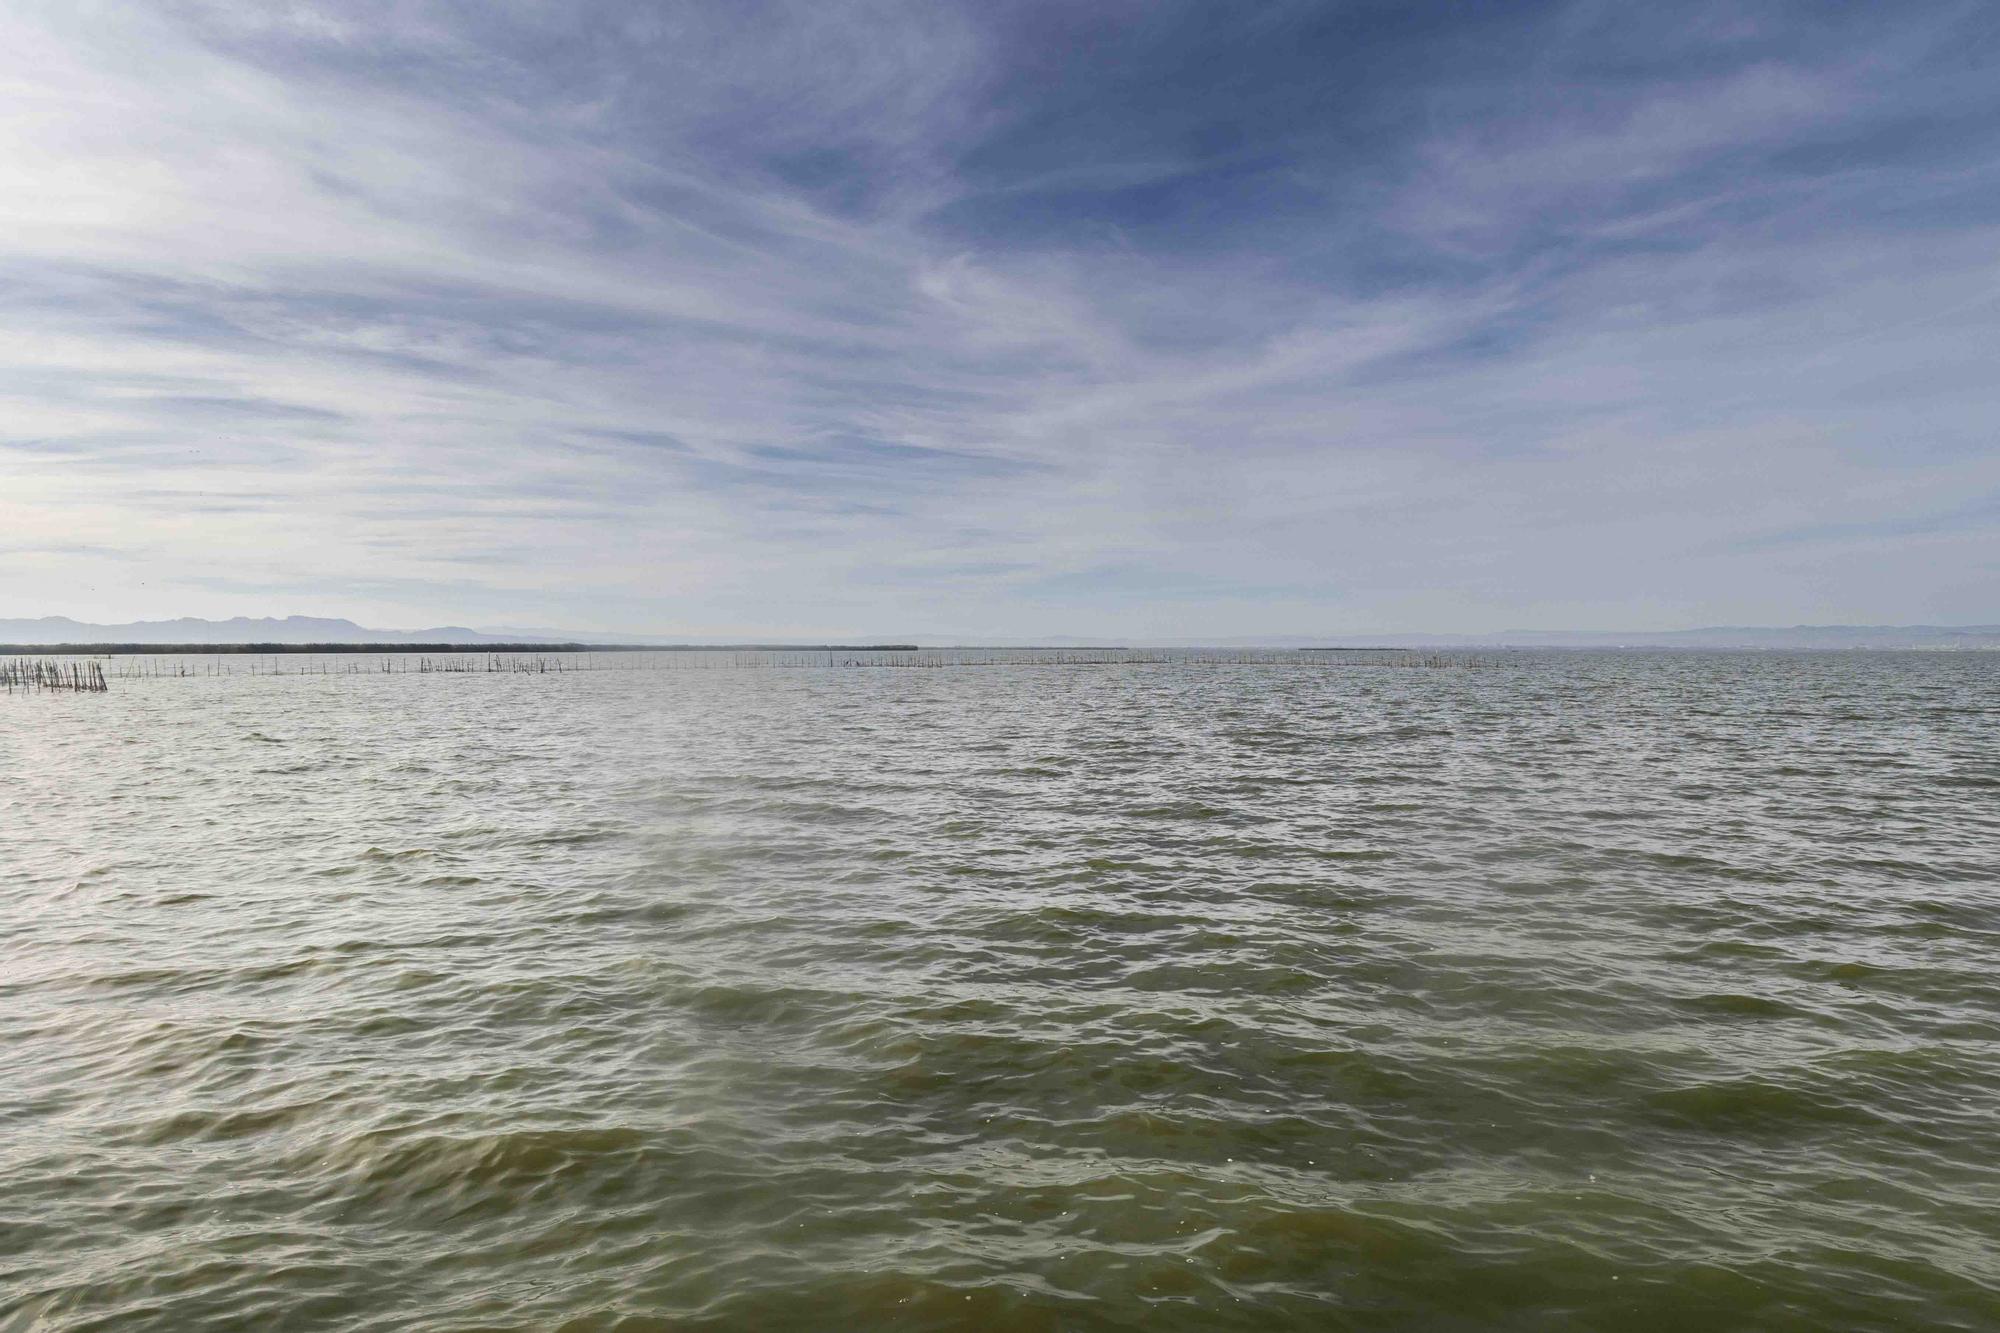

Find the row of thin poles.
[
  {"left": 32, "top": 650, "right": 1496, "bottom": 682},
  {"left": 100, "top": 654, "right": 588, "bottom": 677},
  {"left": 0, "top": 659, "right": 110, "bottom": 693}
]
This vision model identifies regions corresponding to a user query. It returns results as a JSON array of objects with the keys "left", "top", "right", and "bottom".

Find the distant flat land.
[{"left": 0, "top": 642, "right": 923, "bottom": 655}]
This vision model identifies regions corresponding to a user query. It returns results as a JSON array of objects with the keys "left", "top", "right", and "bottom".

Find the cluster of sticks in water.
[
  {"left": 5, "top": 649, "right": 1495, "bottom": 691},
  {"left": 0, "top": 659, "right": 110, "bottom": 693}
]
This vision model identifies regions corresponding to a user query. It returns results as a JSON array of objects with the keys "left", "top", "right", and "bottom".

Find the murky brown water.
[{"left": 4, "top": 651, "right": 1997, "bottom": 1330}]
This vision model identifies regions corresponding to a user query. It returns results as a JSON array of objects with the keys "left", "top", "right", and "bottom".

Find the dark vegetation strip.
[{"left": 0, "top": 642, "right": 922, "bottom": 655}]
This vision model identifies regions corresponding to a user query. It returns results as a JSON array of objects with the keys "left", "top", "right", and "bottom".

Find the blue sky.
[{"left": 2, "top": 1, "right": 1996, "bottom": 636}]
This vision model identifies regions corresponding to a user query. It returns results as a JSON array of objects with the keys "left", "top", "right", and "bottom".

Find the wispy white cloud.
[{"left": 0, "top": 0, "right": 1995, "bottom": 634}]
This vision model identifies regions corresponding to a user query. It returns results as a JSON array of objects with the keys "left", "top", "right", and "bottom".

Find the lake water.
[{"left": 3, "top": 651, "right": 1997, "bottom": 1330}]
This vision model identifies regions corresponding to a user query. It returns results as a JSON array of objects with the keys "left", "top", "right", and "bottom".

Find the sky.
[{"left": 2, "top": 1, "right": 1997, "bottom": 638}]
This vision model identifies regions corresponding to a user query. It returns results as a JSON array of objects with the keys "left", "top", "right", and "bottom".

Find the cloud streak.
[{"left": 1, "top": 0, "right": 1996, "bottom": 635}]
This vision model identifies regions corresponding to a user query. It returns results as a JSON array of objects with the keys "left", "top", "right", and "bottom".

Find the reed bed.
[{"left": 1, "top": 658, "right": 109, "bottom": 693}]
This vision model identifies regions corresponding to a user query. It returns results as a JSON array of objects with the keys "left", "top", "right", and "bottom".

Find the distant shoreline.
[
  {"left": 0, "top": 642, "right": 926, "bottom": 655},
  {"left": 4, "top": 641, "right": 1993, "bottom": 656}
]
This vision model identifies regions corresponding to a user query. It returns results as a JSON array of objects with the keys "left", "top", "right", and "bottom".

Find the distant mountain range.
[
  {"left": 2, "top": 615, "right": 1997, "bottom": 649},
  {"left": 0, "top": 616, "right": 554, "bottom": 645}
]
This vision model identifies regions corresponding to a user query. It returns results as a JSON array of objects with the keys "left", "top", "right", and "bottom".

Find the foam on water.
[{"left": 2, "top": 652, "right": 1997, "bottom": 1330}]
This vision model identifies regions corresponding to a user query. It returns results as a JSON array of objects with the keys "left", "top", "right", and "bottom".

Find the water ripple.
[{"left": 3, "top": 651, "right": 1998, "bottom": 1330}]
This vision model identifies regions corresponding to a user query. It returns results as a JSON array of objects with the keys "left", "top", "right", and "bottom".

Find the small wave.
[
  {"left": 356, "top": 846, "right": 437, "bottom": 861},
  {"left": 132, "top": 1098, "right": 333, "bottom": 1146},
  {"left": 1644, "top": 1079, "right": 1885, "bottom": 1131},
  {"left": 1672, "top": 992, "right": 1808, "bottom": 1019}
]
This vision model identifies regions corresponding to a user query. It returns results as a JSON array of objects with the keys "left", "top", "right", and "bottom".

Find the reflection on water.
[{"left": 3, "top": 652, "right": 1997, "bottom": 1330}]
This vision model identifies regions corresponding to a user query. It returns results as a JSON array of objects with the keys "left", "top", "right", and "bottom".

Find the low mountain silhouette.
[
  {"left": 1, "top": 615, "right": 1996, "bottom": 649},
  {"left": 0, "top": 615, "right": 563, "bottom": 645}
]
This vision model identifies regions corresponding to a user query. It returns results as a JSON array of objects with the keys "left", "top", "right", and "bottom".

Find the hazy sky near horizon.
[{"left": 2, "top": 1, "right": 1997, "bottom": 636}]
